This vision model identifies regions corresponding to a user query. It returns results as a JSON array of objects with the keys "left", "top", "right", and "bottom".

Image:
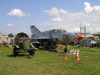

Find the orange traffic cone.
[
  {"left": 63, "top": 57, "right": 67, "bottom": 60},
  {"left": 67, "top": 45, "right": 69, "bottom": 48},
  {"left": 72, "top": 56, "right": 74, "bottom": 59},
  {"left": 75, "top": 50, "right": 81, "bottom": 61}
]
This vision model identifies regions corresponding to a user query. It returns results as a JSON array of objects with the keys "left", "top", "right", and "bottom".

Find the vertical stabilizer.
[{"left": 30, "top": 25, "right": 41, "bottom": 35}]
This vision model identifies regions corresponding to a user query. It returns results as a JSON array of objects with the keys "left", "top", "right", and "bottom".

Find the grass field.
[{"left": 0, "top": 46, "right": 100, "bottom": 75}]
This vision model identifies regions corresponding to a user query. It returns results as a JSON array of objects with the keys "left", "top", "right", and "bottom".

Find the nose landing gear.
[{"left": 64, "top": 43, "right": 68, "bottom": 53}]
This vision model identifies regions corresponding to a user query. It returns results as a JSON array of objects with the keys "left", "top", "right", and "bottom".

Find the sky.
[{"left": 1, "top": 0, "right": 100, "bottom": 35}]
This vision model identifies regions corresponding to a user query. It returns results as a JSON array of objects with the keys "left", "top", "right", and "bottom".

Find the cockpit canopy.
[{"left": 51, "top": 29, "right": 67, "bottom": 33}]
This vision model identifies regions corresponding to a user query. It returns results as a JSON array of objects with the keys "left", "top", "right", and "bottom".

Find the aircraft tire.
[
  {"left": 33, "top": 43, "right": 40, "bottom": 48},
  {"left": 29, "top": 50, "right": 35, "bottom": 55},
  {"left": 45, "top": 47, "right": 49, "bottom": 50},
  {"left": 13, "top": 48, "right": 19, "bottom": 56}
]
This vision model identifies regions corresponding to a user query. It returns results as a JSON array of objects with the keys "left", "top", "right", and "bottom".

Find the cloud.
[
  {"left": 44, "top": 7, "right": 68, "bottom": 22},
  {"left": 44, "top": 7, "right": 60, "bottom": 16},
  {"left": 84, "top": 2, "right": 100, "bottom": 15},
  {"left": 44, "top": 7, "right": 67, "bottom": 17},
  {"left": 60, "top": 9, "right": 67, "bottom": 14},
  {"left": 7, "top": 23, "right": 16, "bottom": 29},
  {"left": 7, "top": 23, "right": 13, "bottom": 27},
  {"left": 51, "top": 17, "right": 62, "bottom": 22},
  {"left": 42, "top": 2, "right": 100, "bottom": 33},
  {"left": 7, "top": 9, "right": 30, "bottom": 17},
  {"left": 83, "top": 22, "right": 90, "bottom": 26},
  {"left": 84, "top": 2, "right": 93, "bottom": 14},
  {"left": 42, "top": 10, "right": 86, "bottom": 32}
]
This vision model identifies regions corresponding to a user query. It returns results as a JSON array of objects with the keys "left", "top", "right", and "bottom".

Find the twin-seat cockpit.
[
  {"left": 51, "top": 29, "right": 67, "bottom": 33},
  {"left": 42, "top": 29, "right": 67, "bottom": 34}
]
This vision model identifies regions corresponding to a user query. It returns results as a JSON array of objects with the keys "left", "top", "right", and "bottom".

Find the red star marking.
[{"left": 34, "top": 29, "right": 36, "bottom": 32}]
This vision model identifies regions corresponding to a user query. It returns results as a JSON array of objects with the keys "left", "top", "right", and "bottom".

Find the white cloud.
[
  {"left": 44, "top": 7, "right": 60, "bottom": 16},
  {"left": 60, "top": 9, "right": 67, "bottom": 14},
  {"left": 7, "top": 23, "right": 16, "bottom": 29},
  {"left": 7, "top": 23, "right": 13, "bottom": 27},
  {"left": 84, "top": 2, "right": 100, "bottom": 15},
  {"left": 44, "top": 7, "right": 68, "bottom": 22},
  {"left": 57, "top": 25, "right": 80, "bottom": 33},
  {"left": 42, "top": 2, "right": 100, "bottom": 34},
  {"left": 84, "top": 2, "right": 93, "bottom": 14},
  {"left": 83, "top": 22, "right": 90, "bottom": 26},
  {"left": 44, "top": 7, "right": 68, "bottom": 17},
  {"left": 51, "top": 17, "right": 62, "bottom": 22},
  {"left": 71, "top": 28, "right": 80, "bottom": 33},
  {"left": 7, "top": 9, "right": 30, "bottom": 17}
]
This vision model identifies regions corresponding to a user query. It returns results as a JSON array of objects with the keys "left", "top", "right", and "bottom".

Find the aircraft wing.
[
  {"left": 31, "top": 37, "right": 50, "bottom": 39},
  {"left": 31, "top": 35, "right": 51, "bottom": 39},
  {"left": 21, "top": 35, "right": 51, "bottom": 40}
]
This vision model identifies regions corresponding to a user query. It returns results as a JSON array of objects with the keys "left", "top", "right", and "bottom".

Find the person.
[{"left": 64, "top": 47, "right": 67, "bottom": 52}]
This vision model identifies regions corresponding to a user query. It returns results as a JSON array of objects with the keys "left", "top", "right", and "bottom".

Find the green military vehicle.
[{"left": 13, "top": 32, "right": 37, "bottom": 56}]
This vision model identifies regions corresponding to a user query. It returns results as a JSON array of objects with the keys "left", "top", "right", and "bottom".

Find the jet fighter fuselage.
[{"left": 30, "top": 25, "right": 83, "bottom": 49}]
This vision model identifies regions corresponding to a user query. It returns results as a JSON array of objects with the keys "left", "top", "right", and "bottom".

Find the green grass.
[{"left": 0, "top": 46, "right": 100, "bottom": 75}]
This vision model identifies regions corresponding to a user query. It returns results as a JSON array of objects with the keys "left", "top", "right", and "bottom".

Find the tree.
[{"left": 8, "top": 33, "right": 13, "bottom": 37}]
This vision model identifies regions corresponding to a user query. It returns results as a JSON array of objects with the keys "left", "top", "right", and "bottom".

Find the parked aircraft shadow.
[
  {"left": 39, "top": 48, "right": 58, "bottom": 52},
  {"left": 39, "top": 48, "right": 49, "bottom": 51},
  {"left": 7, "top": 54, "right": 32, "bottom": 59},
  {"left": 39, "top": 48, "right": 46, "bottom": 50}
]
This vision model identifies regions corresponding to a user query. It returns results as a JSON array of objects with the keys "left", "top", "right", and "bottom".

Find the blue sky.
[{"left": 1, "top": 0, "right": 100, "bottom": 35}]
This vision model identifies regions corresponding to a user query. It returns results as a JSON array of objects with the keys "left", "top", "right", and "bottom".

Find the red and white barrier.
[{"left": 75, "top": 50, "right": 81, "bottom": 61}]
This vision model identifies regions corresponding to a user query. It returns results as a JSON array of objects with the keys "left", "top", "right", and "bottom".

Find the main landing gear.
[{"left": 64, "top": 43, "right": 68, "bottom": 53}]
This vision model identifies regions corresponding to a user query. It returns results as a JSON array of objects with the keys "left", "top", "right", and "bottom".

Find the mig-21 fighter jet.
[{"left": 30, "top": 25, "right": 83, "bottom": 52}]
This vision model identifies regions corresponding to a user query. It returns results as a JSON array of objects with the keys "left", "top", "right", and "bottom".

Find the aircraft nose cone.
[{"left": 77, "top": 34, "right": 84, "bottom": 41}]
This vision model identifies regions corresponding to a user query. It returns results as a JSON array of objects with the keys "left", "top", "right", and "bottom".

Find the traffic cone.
[
  {"left": 75, "top": 50, "right": 81, "bottom": 61},
  {"left": 63, "top": 57, "right": 67, "bottom": 60},
  {"left": 72, "top": 56, "right": 74, "bottom": 59},
  {"left": 67, "top": 45, "right": 69, "bottom": 48}
]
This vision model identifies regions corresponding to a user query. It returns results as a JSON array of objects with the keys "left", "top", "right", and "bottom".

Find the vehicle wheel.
[
  {"left": 13, "top": 48, "right": 19, "bottom": 56},
  {"left": 28, "top": 50, "right": 35, "bottom": 55}
]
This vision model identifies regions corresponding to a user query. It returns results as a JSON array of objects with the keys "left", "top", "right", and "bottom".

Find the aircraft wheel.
[
  {"left": 35, "top": 44, "right": 40, "bottom": 48},
  {"left": 33, "top": 43, "right": 40, "bottom": 48},
  {"left": 29, "top": 50, "right": 35, "bottom": 55},
  {"left": 13, "top": 48, "right": 19, "bottom": 56},
  {"left": 45, "top": 47, "right": 49, "bottom": 50}
]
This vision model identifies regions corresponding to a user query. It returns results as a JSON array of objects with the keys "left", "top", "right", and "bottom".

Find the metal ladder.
[{"left": 0, "top": 32, "right": 9, "bottom": 47}]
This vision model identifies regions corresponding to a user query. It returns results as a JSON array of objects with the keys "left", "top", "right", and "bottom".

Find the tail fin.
[{"left": 30, "top": 25, "right": 41, "bottom": 35}]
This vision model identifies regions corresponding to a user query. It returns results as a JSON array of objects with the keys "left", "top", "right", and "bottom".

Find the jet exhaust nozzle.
[{"left": 77, "top": 34, "right": 84, "bottom": 41}]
